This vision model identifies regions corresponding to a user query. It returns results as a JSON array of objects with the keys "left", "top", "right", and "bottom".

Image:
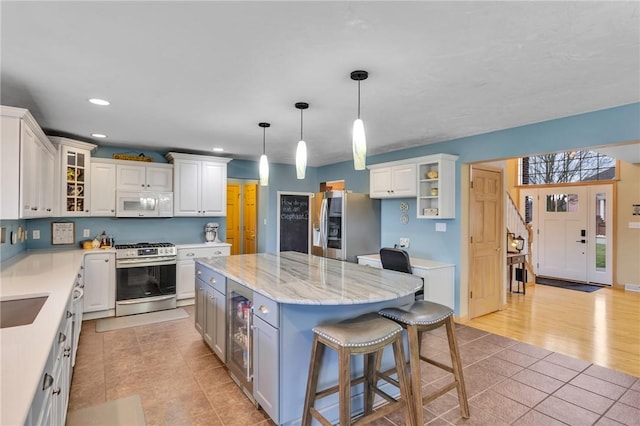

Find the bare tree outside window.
[{"left": 521, "top": 150, "right": 616, "bottom": 184}]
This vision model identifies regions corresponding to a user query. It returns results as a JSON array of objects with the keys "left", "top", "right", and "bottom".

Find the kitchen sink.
[{"left": 0, "top": 295, "right": 48, "bottom": 329}]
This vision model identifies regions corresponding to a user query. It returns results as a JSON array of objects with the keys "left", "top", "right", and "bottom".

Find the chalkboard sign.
[{"left": 279, "top": 193, "right": 310, "bottom": 253}]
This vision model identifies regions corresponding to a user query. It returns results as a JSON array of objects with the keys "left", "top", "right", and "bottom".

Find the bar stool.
[
  {"left": 302, "top": 313, "right": 413, "bottom": 426},
  {"left": 379, "top": 301, "right": 469, "bottom": 425}
]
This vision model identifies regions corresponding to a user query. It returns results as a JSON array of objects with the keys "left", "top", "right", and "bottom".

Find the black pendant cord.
[
  {"left": 300, "top": 109, "right": 304, "bottom": 140},
  {"left": 357, "top": 80, "right": 361, "bottom": 119},
  {"left": 262, "top": 127, "right": 266, "bottom": 155}
]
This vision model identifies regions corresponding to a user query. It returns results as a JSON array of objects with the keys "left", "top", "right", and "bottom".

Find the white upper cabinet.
[
  {"left": 416, "top": 154, "right": 458, "bottom": 219},
  {"left": 90, "top": 160, "right": 116, "bottom": 216},
  {"left": 116, "top": 163, "right": 172, "bottom": 192},
  {"left": 166, "top": 152, "right": 231, "bottom": 217},
  {"left": 50, "top": 137, "right": 97, "bottom": 217},
  {"left": 368, "top": 161, "right": 417, "bottom": 198},
  {"left": 0, "top": 106, "right": 57, "bottom": 219}
]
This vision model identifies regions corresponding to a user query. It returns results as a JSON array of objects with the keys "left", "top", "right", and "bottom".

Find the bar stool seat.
[
  {"left": 379, "top": 301, "right": 470, "bottom": 425},
  {"left": 302, "top": 313, "right": 413, "bottom": 426}
]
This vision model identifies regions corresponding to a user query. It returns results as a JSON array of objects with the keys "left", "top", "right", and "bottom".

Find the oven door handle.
[
  {"left": 116, "top": 259, "right": 177, "bottom": 268},
  {"left": 116, "top": 295, "right": 176, "bottom": 305}
]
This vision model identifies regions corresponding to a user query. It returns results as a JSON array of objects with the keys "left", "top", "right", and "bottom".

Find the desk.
[
  {"left": 507, "top": 253, "right": 526, "bottom": 294},
  {"left": 356, "top": 254, "right": 455, "bottom": 309}
]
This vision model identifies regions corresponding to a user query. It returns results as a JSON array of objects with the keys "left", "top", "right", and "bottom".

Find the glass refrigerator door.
[{"left": 228, "top": 290, "right": 253, "bottom": 380}]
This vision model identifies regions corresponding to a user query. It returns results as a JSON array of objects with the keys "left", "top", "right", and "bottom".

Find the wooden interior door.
[
  {"left": 226, "top": 183, "right": 241, "bottom": 255},
  {"left": 469, "top": 166, "right": 503, "bottom": 319},
  {"left": 243, "top": 183, "right": 257, "bottom": 254}
]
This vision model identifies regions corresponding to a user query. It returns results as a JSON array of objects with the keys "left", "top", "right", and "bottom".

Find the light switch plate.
[
  {"left": 435, "top": 223, "right": 447, "bottom": 232},
  {"left": 399, "top": 238, "right": 409, "bottom": 248},
  {"left": 83, "top": 229, "right": 91, "bottom": 237},
  {"left": 32, "top": 230, "right": 40, "bottom": 239},
  {"left": 629, "top": 222, "right": 640, "bottom": 229}
]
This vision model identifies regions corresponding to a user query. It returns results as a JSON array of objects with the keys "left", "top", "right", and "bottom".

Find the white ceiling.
[{"left": 1, "top": 1, "right": 639, "bottom": 167}]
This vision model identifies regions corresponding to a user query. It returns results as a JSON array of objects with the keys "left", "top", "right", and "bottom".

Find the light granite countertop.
[{"left": 196, "top": 251, "right": 423, "bottom": 304}]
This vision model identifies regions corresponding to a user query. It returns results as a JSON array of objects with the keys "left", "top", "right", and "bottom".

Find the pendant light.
[
  {"left": 295, "top": 102, "right": 309, "bottom": 179},
  {"left": 351, "top": 70, "right": 368, "bottom": 170},
  {"left": 258, "top": 122, "right": 270, "bottom": 186}
]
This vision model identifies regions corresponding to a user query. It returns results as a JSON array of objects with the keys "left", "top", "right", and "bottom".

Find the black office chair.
[{"left": 379, "top": 247, "right": 424, "bottom": 300}]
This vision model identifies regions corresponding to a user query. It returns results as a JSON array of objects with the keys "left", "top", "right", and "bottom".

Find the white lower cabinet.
[
  {"left": 177, "top": 244, "right": 230, "bottom": 301},
  {"left": 28, "top": 296, "right": 73, "bottom": 426},
  {"left": 83, "top": 252, "right": 115, "bottom": 313},
  {"left": 194, "top": 265, "right": 226, "bottom": 362},
  {"left": 356, "top": 254, "right": 456, "bottom": 309}
]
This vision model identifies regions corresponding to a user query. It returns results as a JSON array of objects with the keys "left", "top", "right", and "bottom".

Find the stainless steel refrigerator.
[{"left": 311, "top": 191, "right": 381, "bottom": 262}]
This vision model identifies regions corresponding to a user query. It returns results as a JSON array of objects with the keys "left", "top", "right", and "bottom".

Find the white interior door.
[
  {"left": 522, "top": 185, "right": 612, "bottom": 285},
  {"left": 538, "top": 187, "right": 588, "bottom": 281}
]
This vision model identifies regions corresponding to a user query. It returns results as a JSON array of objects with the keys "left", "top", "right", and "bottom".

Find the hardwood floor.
[{"left": 461, "top": 283, "right": 640, "bottom": 377}]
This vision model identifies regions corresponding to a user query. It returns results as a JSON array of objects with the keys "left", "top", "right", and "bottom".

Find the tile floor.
[{"left": 69, "top": 307, "right": 640, "bottom": 425}]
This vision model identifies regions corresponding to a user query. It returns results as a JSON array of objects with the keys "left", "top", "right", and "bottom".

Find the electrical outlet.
[
  {"left": 32, "top": 230, "right": 40, "bottom": 239},
  {"left": 399, "top": 237, "right": 409, "bottom": 248},
  {"left": 83, "top": 229, "right": 91, "bottom": 238},
  {"left": 436, "top": 223, "right": 447, "bottom": 232}
]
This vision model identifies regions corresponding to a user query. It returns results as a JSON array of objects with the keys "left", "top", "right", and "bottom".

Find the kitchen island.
[{"left": 195, "top": 251, "right": 422, "bottom": 425}]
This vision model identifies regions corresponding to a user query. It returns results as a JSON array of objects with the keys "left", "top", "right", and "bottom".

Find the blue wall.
[{"left": 3, "top": 103, "right": 639, "bottom": 311}]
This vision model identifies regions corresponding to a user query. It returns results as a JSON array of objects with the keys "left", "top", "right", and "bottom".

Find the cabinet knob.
[
  {"left": 58, "top": 332, "right": 66, "bottom": 344},
  {"left": 105, "top": 259, "right": 109, "bottom": 262},
  {"left": 258, "top": 305, "right": 269, "bottom": 314},
  {"left": 46, "top": 208, "right": 52, "bottom": 212},
  {"left": 147, "top": 184, "right": 150, "bottom": 187},
  {"left": 52, "top": 387, "right": 61, "bottom": 396},
  {"left": 111, "top": 209, "right": 115, "bottom": 213},
  {"left": 141, "top": 184, "right": 145, "bottom": 187},
  {"left": 66, "top": 310, "right": 73, "bottom": 318},
  {"left": 196, "top": 270, "right": 202, "bottom": 275},
  {"left": 210, "top": 278, "right": 216, "bottom": 284},
  {"left": 186, "top": 253, "right": 194, "bottom": 257}
]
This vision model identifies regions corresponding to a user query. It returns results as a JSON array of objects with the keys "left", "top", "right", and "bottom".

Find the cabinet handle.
[
  {"left": 46, "top": 208, "right": 52, "bottom": 212},
  {"left": 214, "top": 251, "right": 221, "bottom": 255},
  {"left": 66, "top": 310, "right": 73, "bottom": 319},
  {"left": 258, "top": 305, "right": 269, "bottom": 314},
  {"left": 210, "top": 278, "right": 216, "bottom": 284},
  {"left": 196, "top": 270, "right": 202, "bottom": 275},
  {"left": 52, "top": 387, "right": 61, "bottom": 396},
  {"left": 42, "top": 373, "right": 54, "bottom": 390},
  {"left": 31, "top": 207, "right": 38, "bottom": 211},
  {"left": 58, "top": 332, "right": 67, "bottom": 344},
  {"left": 186, "top": 253, "right": 195, "bottom": 257}
]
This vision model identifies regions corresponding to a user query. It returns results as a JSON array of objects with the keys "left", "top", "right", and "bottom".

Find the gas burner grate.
[{"left": 114, "top": 242, "right": 175, "bottom": 250}]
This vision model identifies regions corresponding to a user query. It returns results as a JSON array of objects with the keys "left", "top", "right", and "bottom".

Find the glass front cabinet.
[
  {"left": 416, "top": 154, "right": 458, "bottom": 219},
  {"left": 51, "top": 137, "right": 97, "bottom": 217}
]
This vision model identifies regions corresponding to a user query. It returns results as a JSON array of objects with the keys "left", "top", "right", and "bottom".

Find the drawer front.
[
  {"left": 195, "top": 264, "right": 226, "bottom": 295},
  {"left": 357, "top": 257, "right": 381, "bottom": 268},
  {"left": 253, "top": 292, "right": 279, "bottom": 328},
  {"left": 178, "top": 246, "right": 230, "bottom": 260}
]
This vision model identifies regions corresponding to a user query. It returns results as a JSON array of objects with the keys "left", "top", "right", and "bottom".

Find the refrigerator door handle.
[{"left": 320, "top": 198, "right": 328, "bottom": 253}]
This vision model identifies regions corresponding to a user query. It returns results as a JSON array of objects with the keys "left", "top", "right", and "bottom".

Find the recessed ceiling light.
[
  {"left": 91, "top": 133, "right": 107, "bottom": 138},
  {"left": 213, "top": 147, "right": 224, "bottom": 152},
  {"left": 88, "top": 98, "right": 110, "bottom": 106}
]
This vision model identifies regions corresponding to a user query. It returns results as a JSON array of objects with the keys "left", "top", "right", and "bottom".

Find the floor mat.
[
  {"left": 66, "top": 395, "right": 145, "bottom": 426},
  {"left": 96, "top": 308, "right": 188, "bottom": 332},
  {"left": 536, "top": 277, "right": 603, "bottom": 292}
]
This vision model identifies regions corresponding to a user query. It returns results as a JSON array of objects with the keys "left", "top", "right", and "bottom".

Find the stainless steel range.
[{"left": 114, "top": 242, "right": 177, "bottom": 317}]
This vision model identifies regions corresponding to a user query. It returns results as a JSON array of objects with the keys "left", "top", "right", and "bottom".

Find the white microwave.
[{"left": 116, "top": 191, "right": 173, "bottom": 217}]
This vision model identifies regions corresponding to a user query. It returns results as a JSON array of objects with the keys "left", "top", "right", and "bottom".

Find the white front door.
[{"left": 521, "top": 185, "right": 612, "bottom": 285}]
